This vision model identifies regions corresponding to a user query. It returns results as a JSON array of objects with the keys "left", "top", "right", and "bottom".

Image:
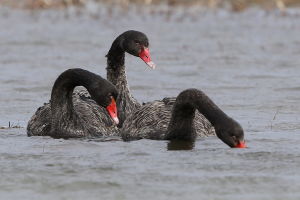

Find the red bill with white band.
[
  {"left": 106, "top": 97, "right": 119, "bottom": 125},
  {"left": 139, "top": 47, "right": 156, "bottom": 69}
]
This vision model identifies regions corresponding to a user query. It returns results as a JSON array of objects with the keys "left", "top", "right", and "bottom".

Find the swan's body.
[
  {"left": 28, "top": 68, "right": 119, "bottom": 138},
  {"left": 121, "top": 89, "right": 245, "bottom": 148},
  {"left": 27, "top": 93, "right": 117, "bottom": 136},
  {"left": 121, "top": 97, "right": 215, "bottom": 141},
  {"left": 27, "top": 30, "right": 155, "bottom": 135}
]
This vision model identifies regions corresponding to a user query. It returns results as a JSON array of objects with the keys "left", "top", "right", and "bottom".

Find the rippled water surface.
[{"left": 0, "top": 7, "right": 300, "bottom": 200}]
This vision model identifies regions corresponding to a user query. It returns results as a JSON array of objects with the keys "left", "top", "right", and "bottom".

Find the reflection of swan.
[
  {"left": 167, "top": 140, "right": 195, "bottom": 151},
  {"left": 27, "top": 30, "right": 155, "bottom": 135},
  {"left": 122, "top": 89, "right": 246, "bottom": 148},
  {"left": 28, "top": 68, "right": 119, "bottom": 138}
]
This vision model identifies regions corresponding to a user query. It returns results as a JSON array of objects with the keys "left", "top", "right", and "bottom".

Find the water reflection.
[{"left": 167, "top": 140, "right": 195, "bottom": 150}]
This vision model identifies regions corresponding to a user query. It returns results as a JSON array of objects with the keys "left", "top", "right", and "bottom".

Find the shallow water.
[{"left": 0, "top": 6, "right": 300, "bottom": 200}]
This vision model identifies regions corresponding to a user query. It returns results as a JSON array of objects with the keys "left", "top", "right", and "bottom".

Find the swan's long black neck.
[
  {"left": 106, "top": 36, "right": 126, "bottom": 85},
  {"left": 106, "top": 35, "right": 140, "bottom": 127},
  {"left": 165, "top": 89, "right": 230, "bottom": 140},
  {"left": 50, "top": 69, "right": 101, "bottom": 133}
]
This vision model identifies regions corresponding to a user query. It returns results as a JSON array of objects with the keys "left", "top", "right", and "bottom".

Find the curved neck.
[
  {"left": 165, "top": 89, "right": 230, "bottom": 140},
  {"left": 194, "top": 91, "right": 230, "bottom": 127},
  {"left": 106, "top": 35, "right": 126, "bottom": 86},
  {"left": 106, "top": 35, "right": 141, "bottom": 126},
  {"left": 50, "top": 69, "right": 100, "bottom": 123}
]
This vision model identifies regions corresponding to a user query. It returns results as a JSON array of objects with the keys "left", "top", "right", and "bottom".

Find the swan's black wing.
[
  {"left": 121, "top": 97, "right": 216, "bottom": 141},
  {"left": 73, "top": 94, "right": 119, "bottom": 137},
  {"left": 27, "top": 91, "right": 119, "bottom": 137},
  {"left": 27, "top": 103, "right": 51, "bottom": 136}
]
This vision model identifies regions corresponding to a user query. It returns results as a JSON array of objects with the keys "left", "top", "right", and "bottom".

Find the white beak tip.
[
  {"left": 146, "top": 61, "right": 156, "bottom": 69},
  {"left": 113, "top": 117, "right": 119, "bottom": 125}
]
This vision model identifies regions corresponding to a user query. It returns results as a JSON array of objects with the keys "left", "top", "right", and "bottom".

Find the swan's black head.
[
  {"left": 215, "top": 119, "right": 246, "bottom": 148},
  {"left": 121, "top": 30, "right": 156, "bottom": 69},
  {"left": 88, "top": 78, "right": 119, "bottom": 124}
]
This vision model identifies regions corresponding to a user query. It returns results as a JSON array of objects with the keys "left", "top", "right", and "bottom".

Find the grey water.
[{"left": 0, "top": 6, "right": 300, "bottom": 200}]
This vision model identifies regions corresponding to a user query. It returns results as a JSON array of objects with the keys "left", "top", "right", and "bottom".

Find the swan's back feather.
[
  {"left": 121, "top": 97, "right": 216, "bottom": 141},
  {"left": 27, "top": 103, "right": 51, "bottom": 136},
  {"left": 27, "top": 90, "right": 119, "bottom": 137}
]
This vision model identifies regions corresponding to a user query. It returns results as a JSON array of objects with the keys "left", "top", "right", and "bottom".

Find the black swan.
[
  {"left": 29, "top": 68, "right": 119, "bottom": 138},
  {"left": 121, "top": 89, "right": 246, "bottom": 148},
  {"left": 106, "top": 30, "right": 155, "bottom": 126},
  {"left": 27, "top": 30, "right": 155, "bottom": 136}
]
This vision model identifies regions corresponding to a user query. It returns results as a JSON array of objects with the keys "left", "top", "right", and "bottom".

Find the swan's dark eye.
[
  {"left": 232, "top": 135, "right": 237, "bottom": 141},
  {"left": 107, "top": 93, "right": 112, "bottom": 98},
  {"left": 135, "top": 42, "right": 141, "bottom": 47}
]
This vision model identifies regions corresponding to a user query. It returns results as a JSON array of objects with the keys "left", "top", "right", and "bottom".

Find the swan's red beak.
[
  {"left": 234, "top": 140, "right": 247, "bottom": 148},
  {"left": 139, "top": 47, "right": 156, "bottom": 69},
  {"left": 106, "top": 97, "right": 119, "bottom": 125}
]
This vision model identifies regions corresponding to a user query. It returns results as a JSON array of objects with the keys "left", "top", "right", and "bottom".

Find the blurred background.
[{"left": 2, "top": 0, "right": 300, "bottom": 12}]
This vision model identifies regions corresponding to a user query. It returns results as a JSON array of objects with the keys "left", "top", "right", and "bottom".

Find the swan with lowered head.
[
  {"left": 121, "top": 89, "right": 246, "bottom": 148},
  {"left": 28, "top": 68, "right": 119, "bottom": 138}
]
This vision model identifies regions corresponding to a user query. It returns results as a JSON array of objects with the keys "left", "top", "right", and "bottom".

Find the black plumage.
[
  {"left": 28, "top": 68, "right": 118, "bottom": 138},
  {"left": 27, "top": 30, "right": 155, "bottom": 136},
  {"left": 121, "top": 89, "right": 244, "bottom": 148}
]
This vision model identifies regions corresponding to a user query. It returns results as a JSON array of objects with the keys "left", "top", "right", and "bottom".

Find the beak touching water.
[
  {"left": 234, "top": 140, "right": 247, "bottom": 148},
  {"left": 106, "top": 97, "right": 119, "bottom": 125},
  {"left": 139, "top": 47, "right": 156, "bottom": 69}
]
